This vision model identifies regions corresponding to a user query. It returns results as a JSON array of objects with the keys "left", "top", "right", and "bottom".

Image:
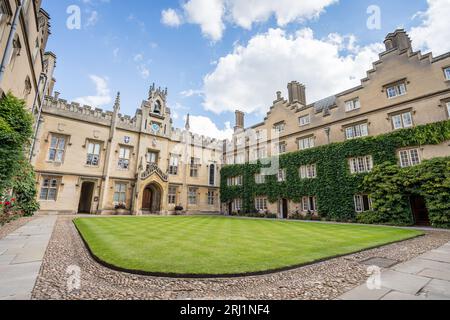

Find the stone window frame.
[
  {"left": 188, "top": 187, "right": 198, "bottom": 205},
  {"left": 46, "top": 133, "right": 70, "bottom": 164},
  {"left": 39, "top": 175, "right": 61, "bottom": 201},
  {"left": 113, "top": 181, "right": 128, "bottom": 204},
  {"left": 255, "top": 197, "right": 268, "bottom": 211},
  {"left": 255, "top": 172, "right": 266, "bottom": 184},
  {"left": 168, "top": 153, "right": 180, "bottom": 175},
  {"left": 343, "top": 121, "right": 369, "bottom": 140},
  {"left": 189, "top": 157, "right": 200, "bottom": 177},
  {"left": 299, "top": 164, "right": 317, "bottom": 179},
  {"left": 232, "top": 198, "right": 242, "bottom": 212},
  {"left": 168, "top": 185, "right": 178, "bottom": 205},
  {"left": 398, "top": 147, "right": 422, "bottom": 168},
  {"left": 443, "top": 66, "right": 450, "bottom": 81},
  {"left": 388, "top": 108, "right": 414, "bottom": 130},
  {"left": 345, "top": 97, "right": 361, "bottom": 112},
  {"left": 298, "top": 114, "right": 311, "bottom": 127},
  {"left": 117, "top": 144, "right": 133, "bottom": 171},
  {"left": 85, "top": 139, "right": 103, "bottom": 167},
  {"left": 383, "top": 78, "right": 408, "bottom": 100},
  {"left": 354, "top": 194, "right": 373, "bottom": 213},
  {"left": 302, "top": 196, "right": 318, "bottom": 213},
  {"left": 348, "top": 155, "right": 374, "bottom": 174},
  {"left": 273, "top": 121, "right": 286, "bottom": 134},
  {"left": 297, "top": 135, "right": 315, "bottom": 150},
  {"left": 207, "top": 190, "right": 216, "bottom": 206}
]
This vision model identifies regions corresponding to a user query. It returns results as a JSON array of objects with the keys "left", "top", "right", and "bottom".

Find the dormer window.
[
  {"left": 345, "top": 98, "right": 360, "bottom": 112},
  {"left": 444, "top": 67, "right": 450, "bottom": 81},
  {"left": 386, "top": 81, "right": 407, "bottom": 99},
  {"left": 298, "top": 115, "right": 311, "bottom": 126},
  {"left": 152, "top": 100, "right": 162, "bottom": 115},
  {"left": 274, "top": 122, "right": 285, "bottom": 134}
]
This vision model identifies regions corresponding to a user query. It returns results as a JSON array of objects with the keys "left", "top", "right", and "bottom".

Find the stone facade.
[
  {"left": 31, "top": 87, "right": 223, "bottom": 215},
  {"left": 0, "top": 0, "right": 56, "bottom": 109},
  {"left": 223, "top": 29, "right": 450, "bottom": 217}
]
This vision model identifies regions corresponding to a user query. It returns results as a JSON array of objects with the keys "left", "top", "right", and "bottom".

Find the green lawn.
[{"left": 74, "top": 216, "right": 423, "bottom": 276}]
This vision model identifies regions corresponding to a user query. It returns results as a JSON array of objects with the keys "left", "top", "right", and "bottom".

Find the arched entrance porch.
[{"left": 142, "top": 182, "right": 163, "bottom": 214}]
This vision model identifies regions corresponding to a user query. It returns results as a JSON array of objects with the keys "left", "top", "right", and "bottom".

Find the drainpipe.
[
  {"left": 0, "top": 0, "right": 23, "bottom": 85},
  {"left": 31, "top": 73, "right": 44, "bottom": 115},
  {"left": 29, "top": 73, "right": 48, "bottom": 162}
]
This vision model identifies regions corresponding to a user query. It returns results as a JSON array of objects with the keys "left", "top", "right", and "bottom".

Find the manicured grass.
[{"left": 74, "top": 216, "right": 423, "bottom": 276}]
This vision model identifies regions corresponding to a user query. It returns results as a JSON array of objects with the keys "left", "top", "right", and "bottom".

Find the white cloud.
[
  {"left": 133, "top": 53, "right": 144, "bottom": 62},
  {"left": 227, "top": 0, "right": 337, "bottom": 29},
  {"left": 202, "top": 28, "right": 383, "bottom": 114},
  {"left": 183, "top": 0, "right": 225, "bottom": 41},
  {"left": 161, "top": 0, "right": 336, "bottom": 41},
  {"left": 75, "top": 75, "right": 112, "bottom": 107},
  {"left": 180, "top": 89, "right": 204, "bottom": 97},
  {"left": 137, "top": 64, "right": 150, "bottom": 79},
  {"left": 187, "top": 115, "right": 234, "bottom": 140},
  {"left": 161, "top": 8, "right": 182, "bottom": 27},
  {"left": 410, "top": 0, "right": 450, "bottom": 56}
]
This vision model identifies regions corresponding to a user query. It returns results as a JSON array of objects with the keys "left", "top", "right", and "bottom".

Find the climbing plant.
[
  {"left": 0, "top": 93, "right": 39, "bottom": 219},
  {"left": 221, "top": 120, "right": 450, "bottom": 227}
]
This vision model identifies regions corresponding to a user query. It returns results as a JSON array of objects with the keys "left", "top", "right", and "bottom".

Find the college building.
[
  {"left": 0, "top": 3, "right": 449, "bottom": 218},
  {"left": 223, "top": 29, "right": 450, "bottom": 221}
]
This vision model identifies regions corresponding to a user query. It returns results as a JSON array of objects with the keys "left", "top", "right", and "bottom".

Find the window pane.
[
  {"left": 48, "top": 188, "right": 57, "bottom": 200},
  {"left": 57, "top": 138, "right": 66, "bottom": 150},
  {"left": 56, "top": 150, "right": 64, "bottom": 162},
  {"left": 402, "top": 112, "right": 413, "bottom": 128},
  {"left": 393, "top": 115, "right": 402, "bottom": 129},
  {"left": 40, "top": 188, "right": 48, "bottom": 200},
  {"left": 50, "top": 136, "right": 58, "bottom": 148},
  {"left": 445, "top": 68, "right": 450, "bottom": 80},
  {"left": 48, "top": 149, "right": 56, "bottom": 161}
]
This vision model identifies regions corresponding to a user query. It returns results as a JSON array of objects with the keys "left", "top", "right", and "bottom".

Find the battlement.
[{"left": 43, "top": 94, "right": 224, "bottom": 148}]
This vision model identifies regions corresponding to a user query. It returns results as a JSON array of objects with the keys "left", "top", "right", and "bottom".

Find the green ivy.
[
  {"left": 221, "top": 120, "right": 450, "bottom": 226},
  {"left": 0, "top": 93, "right": 39, "bottom": 216}
]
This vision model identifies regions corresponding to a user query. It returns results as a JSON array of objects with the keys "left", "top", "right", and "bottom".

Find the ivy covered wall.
[{"left": 220, "top": 120, "right": 450, "bottom": 227}]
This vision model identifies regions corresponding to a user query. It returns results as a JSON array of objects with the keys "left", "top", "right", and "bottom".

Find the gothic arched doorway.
[{"left": 142, "top": 182, "right": 162, "bottom": 214}]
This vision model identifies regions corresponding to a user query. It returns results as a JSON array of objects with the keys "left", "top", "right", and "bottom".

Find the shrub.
[{"left": 0, "top": 93, "right": 39, "bottom": 219}]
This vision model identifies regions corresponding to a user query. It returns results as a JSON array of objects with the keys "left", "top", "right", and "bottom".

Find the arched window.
[
  {"left": 209, "top": 164, "right": 215, "bottom": 186},
  {"left": 24, "top": 76, "right": 32, "bottom": 99}
]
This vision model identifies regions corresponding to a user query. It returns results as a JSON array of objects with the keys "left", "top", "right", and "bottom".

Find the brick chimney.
[
  {"left": 287, "top": 81, "right": 306, "bottom": 105},
  {"left": 234, "top": 110, "right": 245, "bottom": 132}
]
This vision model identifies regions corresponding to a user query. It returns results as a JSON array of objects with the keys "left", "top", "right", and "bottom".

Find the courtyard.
[
  {"left": 74, "top": 216, "right": 422, "bottom": 276},
  {"left": 1, "top": 215, "right": 450, "bottom": 300}
]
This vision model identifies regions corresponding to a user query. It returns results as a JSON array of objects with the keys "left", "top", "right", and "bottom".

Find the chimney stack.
[
  {"left": 384, "top": 29, "right": 412, "bottom": 52},
  {"left": 234, "top": 110, "right": 245, "bottom": 132},
  {"left": 287, "top": 81, "right": 306, "bottom": 105}
]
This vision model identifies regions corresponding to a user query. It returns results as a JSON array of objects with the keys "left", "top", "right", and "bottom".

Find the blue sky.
[{"left": 42, "top": 0, "right": 448, "bottom": 139}]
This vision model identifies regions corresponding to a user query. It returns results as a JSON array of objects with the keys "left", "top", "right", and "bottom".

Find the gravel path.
[
  {"left": 0, "top": 216, "right": 36, "bottom": 240},
  {"left": 32, "top": 216, "right": 450, "bottom": 300}
]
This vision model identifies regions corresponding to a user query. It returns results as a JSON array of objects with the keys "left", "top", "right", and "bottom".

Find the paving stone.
[
  {"left": 379, "top": 270, "right": 431, "bottom": 294},
  {"left": 394, "top": 258, "right": 450, "bottom": 274},
  {"left": 338, "top": 284, "right": 391, "bottom": 300},
  {"left": 0, "top": 254, "right": 16, "bottom": 265},
  {"left": 418, "top": 268, "right": 450, "bottom": 281},
  {"left": 420, "top": 279, "right": 450, "bottom": 298},
  {"left": 420, "top": 251, "right": 450, "bottom": 263},
  {"left": 361, "top": 257, "right": 399, "bottom": 268},
  {"left": 381, "top": 291, "right": 426, "bottom": 300}
]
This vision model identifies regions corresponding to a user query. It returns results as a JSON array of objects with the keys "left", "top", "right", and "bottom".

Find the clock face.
[{"left": 151, "top": 123, "right": 160, "bottom": 133}]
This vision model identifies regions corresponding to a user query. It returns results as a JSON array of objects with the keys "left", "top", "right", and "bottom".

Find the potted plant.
[
  {"left": 114, "top": 203, "right": 128, "bottom": 215},
  {"left": 174, "top": 205, "right": 184, "bottom": 215}
]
